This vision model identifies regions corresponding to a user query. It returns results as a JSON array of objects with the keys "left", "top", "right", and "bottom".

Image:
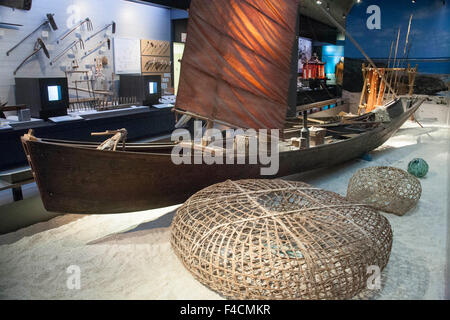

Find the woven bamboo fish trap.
[
  {"left": 170, "top": 179, "right": 393, "bottom": 300},
  {"left": 347, "top": 166, "right": 422, "bottom": 216}
]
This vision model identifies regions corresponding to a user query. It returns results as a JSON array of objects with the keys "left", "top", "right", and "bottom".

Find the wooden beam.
[
  {"left": 296, "top": 99, "right": 338, "bottom": 113},
  {"left": 68, "top": 87, "right": 114, "bottom": 96},
  {"left": 173, "top": 108, "right": 243, "bottom": 129}
]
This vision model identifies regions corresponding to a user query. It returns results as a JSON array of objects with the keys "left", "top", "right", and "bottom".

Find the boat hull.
[{"left": 22, "top": 98, "right": 423, "bottom": 214}]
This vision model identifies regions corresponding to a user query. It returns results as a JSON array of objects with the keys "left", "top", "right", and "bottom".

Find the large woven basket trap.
[
  {"left": 170, "top": 179, "right": 393, "bottom": 300},
  {"left": 347, "top": 166, "right": 422, "bottom": 216}
]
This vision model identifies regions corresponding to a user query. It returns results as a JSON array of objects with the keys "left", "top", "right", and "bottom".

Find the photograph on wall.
[
  {"left": 113, "top": 38, "right": 141, "bottom": 74},
  {"left": 298, "top": 37, "right": 312, "bottom": 74}
]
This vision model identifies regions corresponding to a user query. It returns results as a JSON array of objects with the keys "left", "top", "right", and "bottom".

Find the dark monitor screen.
[
  {"left": 118, "top": 75, "right": 162, "bottom": 107},
  {"left": 144, "top": 76, "right": 162, "bottom": 106},
  {"left": 15, "top": 77, "right": 69, "bottom": 119},
  {"left": 39, "top": 78, "right": 68, "bottom": 110}
]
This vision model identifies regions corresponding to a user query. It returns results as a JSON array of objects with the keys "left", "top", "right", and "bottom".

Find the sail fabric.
[{"left": 175, "top": 0, "right": 299, "bottom": 129}]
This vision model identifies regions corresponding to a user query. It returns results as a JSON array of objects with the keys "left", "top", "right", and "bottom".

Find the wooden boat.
[
  {"left": 21, "top": 0, "right": 424, "bottom": 214},
  {"left": 21, "top": 97, "right": 424, "bottom": 214}
]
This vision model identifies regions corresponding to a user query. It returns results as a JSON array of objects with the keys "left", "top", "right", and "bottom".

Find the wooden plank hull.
[{"left": 22, "top": 98, "right": 423, "bottom": 214}]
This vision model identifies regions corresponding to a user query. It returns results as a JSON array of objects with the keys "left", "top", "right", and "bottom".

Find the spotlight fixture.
[
  {"left": 343, "top": 13, "right": 346, "bottom": 19},
  {"left": 326, "top": 3, "right": 330, "bottom": 11},
  {"left": 316, "top": 0, "right": 322, "bottom": 4},
  {"left": 412, "top": 0, "right": 416, "bottom": 3},
  {"left": 356, "top": 0, "right": 362, "bottom": 3}
]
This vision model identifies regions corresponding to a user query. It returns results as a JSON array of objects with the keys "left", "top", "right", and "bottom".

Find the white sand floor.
[{"left": 0, "top": 121, "right": 448, "bottom": 300}]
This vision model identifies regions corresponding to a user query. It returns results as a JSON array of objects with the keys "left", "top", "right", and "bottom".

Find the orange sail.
[{"left": 175, "top": 0, "right": 299, "bottom": 129}]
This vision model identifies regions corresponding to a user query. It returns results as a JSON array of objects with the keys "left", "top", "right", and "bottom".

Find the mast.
[
  {"left": 404, "top": 14, "right": 413, "bottom": 56},
  {"left": 389, "top": 28, "right": 401, "bottom": 100},
  {"left": 396, "top": 15, "right": 414, "bottom": 94}
]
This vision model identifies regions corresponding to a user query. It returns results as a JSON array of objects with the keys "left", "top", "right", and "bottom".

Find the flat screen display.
[
  {"left": 47, "top": 85, "right": 62, "bottom": 102},
  {"left": 149, "top": 82, "right": 158, "bottom": 95}
]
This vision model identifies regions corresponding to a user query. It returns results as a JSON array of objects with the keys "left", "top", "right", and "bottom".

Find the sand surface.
[{"left": 0, "top": 121, "right": 448, "bottom": 300}]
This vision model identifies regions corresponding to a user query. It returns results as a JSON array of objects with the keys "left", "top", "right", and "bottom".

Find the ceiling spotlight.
[
  {"left": 412, "top": 0, "right": 416, "bottom": 3},
  {"left": 343, "top": 13, "right": 347, "bottom": 19},
  {"left": 316, "top": 0, "right": 322, "bottom": 4},
  {"left": 326, "top": 3, "right": 330, "bottom": 10},
  {"left": 356, "top": 0, "right": 362, "bottom": 3}
]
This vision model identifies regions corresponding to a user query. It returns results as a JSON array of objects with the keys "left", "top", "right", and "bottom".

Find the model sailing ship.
[{"left": 21, "top": 0, "right": 424, "bottom": 214}]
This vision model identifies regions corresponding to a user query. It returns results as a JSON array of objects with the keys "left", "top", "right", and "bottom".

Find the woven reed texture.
[
  {"left": 347, "top": 166, "right": 422, "bottom": 216},
  {"left": 170, "top": 179, "right": 393, "bottom": 300}
]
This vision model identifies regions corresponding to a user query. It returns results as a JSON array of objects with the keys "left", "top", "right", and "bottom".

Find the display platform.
[{"left": 0, "top": 121, "right": 448, "bottom": 299}]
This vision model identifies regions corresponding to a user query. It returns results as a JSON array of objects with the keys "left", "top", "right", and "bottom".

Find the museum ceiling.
[
  {"left": 142, "top": 0, "right": 355, "bottom": 28},
  {"left": 298, "top": 0, "right": 355, "bottom": 28}
]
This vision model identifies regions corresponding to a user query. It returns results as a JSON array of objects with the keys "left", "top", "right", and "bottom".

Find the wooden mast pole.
[
  {"left": 380, "top": 41, "right": 394, "bottom": 104},
  {"left": 404, "top": 14, "right": 413, "bottom": 56},
  {"left": 396, "top": 14, "right": 413, "bottom": 95},
  {"left": 388, "top": 27, "right": 401, "bottom": 100}
]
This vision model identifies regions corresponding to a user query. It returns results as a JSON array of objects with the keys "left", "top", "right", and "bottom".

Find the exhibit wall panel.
[
  {"left": 0, "top": 0, "right": 171, "bottom": 104},
  {"left": 322, "top": 45, "right": 344, "bottom": 84},
  {"left": 343, "top": 0, "right": 449, "bottom": 93}
]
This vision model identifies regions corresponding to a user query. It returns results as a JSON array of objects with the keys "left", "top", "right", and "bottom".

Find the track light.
[
  {"left": 326, "top": 3, "right": 330, "bottom": 11},
  {"left": 412, "top": 0, "right": 416, "bottom": 3},
  {"left": 316, "top": 0, "right": 322, "bottom": 4}
]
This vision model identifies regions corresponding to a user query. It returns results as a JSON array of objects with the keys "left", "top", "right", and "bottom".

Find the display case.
[
  {"left": 119, "top": 75, "right": 162, "bottom": 107},
  {"left": 15, "top": 77, "right": 69, "bottom": 120}
]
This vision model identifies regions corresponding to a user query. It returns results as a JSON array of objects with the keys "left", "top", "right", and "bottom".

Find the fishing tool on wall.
[
  {"left": 13, "top": 38, "right": 50, "bottom": 75},
  {"left": 6, "top": 13, "right": 57, "bottom": 56},
  {"left": 71, "top": 59, "right": 79, "bottom": 70},
  {"left": 50, "top": 39, "right": 85, "bottom": 66},
  {"left": 83, "top": 38, "right": 111, "bottom": 58},
  {"left": 56, "top": 18, "right": 93, "bottom": 44},
  {"left": 157, "top": 42, "right": 169, "bottom": 56},
  {"left": 85, "top": 21, "right": 116, "bottom": 42},
  {"left": 0, "top": 22, "right": 23, "bottom": 28},
  {"left": 143, "top": 40, "right": 154, "bottom": 54}
]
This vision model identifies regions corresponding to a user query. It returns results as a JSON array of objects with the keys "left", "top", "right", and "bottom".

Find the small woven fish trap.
[
  {"left": 170, "top": 179, "right": 393, "bottom": 300},
  {"left": 347, "top": 166, "right": 422, "bottom": 216}
]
